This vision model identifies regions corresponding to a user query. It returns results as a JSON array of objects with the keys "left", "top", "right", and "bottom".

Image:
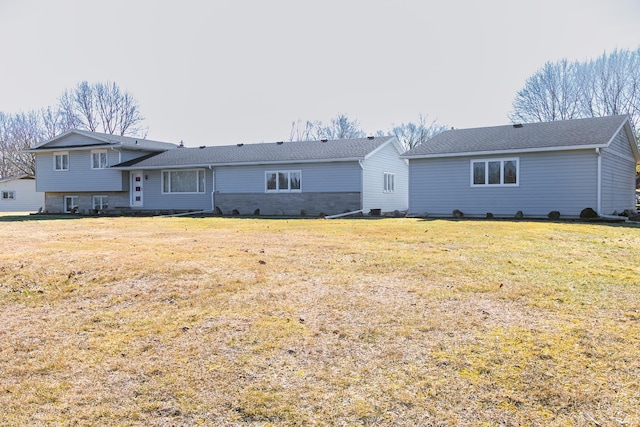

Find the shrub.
[
  {"left": 580, "top": 208, "right": 598, "bottom": 219},
  {"left": 548, "top": 211, "right": 561, "bottom": 220}
]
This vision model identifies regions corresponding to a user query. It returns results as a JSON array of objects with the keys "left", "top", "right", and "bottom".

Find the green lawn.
[{"left": 1, "top": 216, "right": 639, "bottom": 425}]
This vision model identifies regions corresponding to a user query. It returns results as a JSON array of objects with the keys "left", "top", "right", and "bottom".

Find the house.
[
  {"left": 0, "top": 174, "right": 44, "bottom": 212},
  {"left": 29, "top": 130, "right": 409, "bottom": 216},
  {"left": 26, "top": 130, "right": 177, "bottom": 213},
  {"left": 111, "top": 136, "right": 408, "bottom": 216},
  {"left": 401, "top": 115, "right": 640, "bottom": 218}
]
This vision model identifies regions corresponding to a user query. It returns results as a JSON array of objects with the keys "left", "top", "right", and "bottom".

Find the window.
[
  {"left": 92, "top": 195, "right": 108, "bottom": 210},
  {"left": 2, "top": 191, "right": 15, "bottom": 200},
  {"left": 91, "top": 150, "right": 108, "bottom": 169},
  {"left": 162, "top": 169, "right": 205, "bottom": 193},
  {"left": 54, "top": 152, "right": 69, "bottom": 171},
  {"left": 265, "top": 171, "right": 301, "bottom": 192},
  {"left": 384, "top": 172, "right": 395, "bottom": 193},
  {"left": 64, "top": 196, "right": 79, "bottom": 213},
  {"left": 471, "top": 158, "right": 519, "bottom": 186}
]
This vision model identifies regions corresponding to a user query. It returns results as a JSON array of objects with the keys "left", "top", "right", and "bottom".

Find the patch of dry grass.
[{"left": 1, "top": 216, "right": 639, "bottom": 425}]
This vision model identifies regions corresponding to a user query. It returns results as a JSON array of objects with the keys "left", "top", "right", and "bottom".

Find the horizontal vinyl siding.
[
  {"left": 0, "top": 179, "right": 44, "bottom": 212},
  {"left": 214, "top": 162, "right": 362, "bottom": 193},
  {"left": 36, "top": 151, "right": 127, "bottom": 192},
  {"left": 43, "top": 134, "right": 104, "bottom": 148},
  {"left": 362, "top": 142, "right": 408, "bottom": 212},
  {"left": 601, "top": 149, "right": 636, "bottom": 214},
  {"left": 409, "top": 150, "right": 598, "bottom": 217},
  {"left": 606, "top": 127, "right": 635, "bottom": 159},
  {"left": 136, "top": 169, "right": 213, "bottom": 211}
]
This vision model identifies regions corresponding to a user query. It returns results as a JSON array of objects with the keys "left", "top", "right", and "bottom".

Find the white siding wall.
[
  {"left": 600, "top": 130, "right": 637, "bottom": 214},
  {"left": 0, "top": 178, "right": 44, "bottom": 212},
  {"left": 361, "top": 141, "right": 408, "bottom": 212},
  {"left": 409, "top": 150, "right": 598, "bottom": 217}
]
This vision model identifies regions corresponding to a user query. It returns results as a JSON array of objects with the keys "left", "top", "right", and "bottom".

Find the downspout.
[
  {"left": 596, "top": 147, "right": 602, "bottom": 215},
  {"left": 214, "top": 165, "right": 216, "bottom": 213},
  {"left": 358, "top": 159, "right": 365, "bottom": 212}
]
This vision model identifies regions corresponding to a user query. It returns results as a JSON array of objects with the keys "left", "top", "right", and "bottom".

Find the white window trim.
[
  {"left": 161, "top": 169, "right": 206, "bottom": 194},
  {"left": 1, "top": 190, "right": 15, "bottom": 200},
  {"left": 54, "top": 151, "right": 69, "bottom": 171},
  {"left": 92, "top": 195, "right": 109, "bottom": 210},
  {"left": 470, "top": 158, "right": 519, "bottom": 187},
  {"left": 64, "top": 195, "right": 79, "bottom": 213},
  {"left": 265, "top": 170, "right": 302, "bottom": 193},
  {"left": 383, "top": 172, "right": 395, "bottom": 193},
  {"left": 91, "top": 149, "right": 108, "bottom": 169}
]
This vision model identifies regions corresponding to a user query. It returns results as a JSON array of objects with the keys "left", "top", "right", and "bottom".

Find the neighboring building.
[
  {"left": 26, "top": 130, "right": 177, "bottom": 213},
  {"left": 402, "top": 115, "right": 640, "bottom": 218},
  {"left": 0, "top": 174, "right": 44, "bottom": 212},
  {"left": 112, "top": 136, "right": 409, "bottom": 216}
]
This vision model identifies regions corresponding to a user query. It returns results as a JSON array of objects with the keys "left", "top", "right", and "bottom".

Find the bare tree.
[
  {"left": 510, "top": 59, "right": 582, "bottom": 123},
  {"left": 58, "top": 80, "right": 146, "bottom": 136},
  {"left": 0, "top": 111, "right": 41, "bottom": 176},
  {"left": 388, "top": 114, "right": 448, "bottom": 150},
  {"left": 510, "top": 48, "right": 640, "bottom": 129},
  {"left": 289, "top": 113, "right": 365, "bottom": 141}
]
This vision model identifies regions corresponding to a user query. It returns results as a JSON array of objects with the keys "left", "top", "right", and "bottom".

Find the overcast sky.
[{"left": 1, "top": 0, "right": 639, "bottom": 146}]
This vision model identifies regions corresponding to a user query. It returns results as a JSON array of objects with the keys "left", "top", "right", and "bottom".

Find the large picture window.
[
  {"left": 471, "top": 158, "right": 519, "bottom": 186},
  {"left": 162, "top": 169, "right": 206, "bottom": 193},
  {"left": 54, "top": 152, "right": 69, "bottom": 171},
  {"left": 91, "top": 150, "right": 108, "bottom": 169},
  {"left": 265, "top": 170, "right": 301, "bottom": 192}
]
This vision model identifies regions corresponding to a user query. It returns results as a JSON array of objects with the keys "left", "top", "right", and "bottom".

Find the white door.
[{"left": 130, "top": 171, "right": 144, "bottom": 207}]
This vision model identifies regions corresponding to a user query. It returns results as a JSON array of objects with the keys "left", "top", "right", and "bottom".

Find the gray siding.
[
  {"left": 601, "top": 130, "right": 636, "bottom": 214},
  {"left": 362, "top": 142, "right": 408, "bottom": 212},
  {"left": 133, "top": 169, "right": 213, "bottom": 211},
  {"left": 41, "top": 133, "right": 104, "bottom": 148},
  {"left": 36, "top": 149, "right": 155, "bottom": 192},
  {"left": 214, "top": 162, "right": 362, "bottom": 193},
  {"left": 409, "top": 150, "right": 598, "bottom": 217}
]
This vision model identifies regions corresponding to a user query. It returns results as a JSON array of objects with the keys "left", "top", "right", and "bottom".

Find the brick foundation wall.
[{"left": 214, "top": 192, "right": 361, "bottom": 216}]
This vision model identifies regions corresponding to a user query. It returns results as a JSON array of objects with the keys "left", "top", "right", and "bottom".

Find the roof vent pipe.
[
  {"left": 367, "top": 136, "right": 374, "bottom": 140},
  {"left": 320, "top": 138, "right": 328, "bottom": 142},
  {"left": 199, "top": 146, "right": 206, "bottom": 149},
  {"left": 513, "top": 123, "right": 523, "bottom": 128},
  {"left": 237, "top": 143, "right": 244, "bottom": 147},
  {"left": 276, "top": 141, "right": 284, "bottom": 145}
]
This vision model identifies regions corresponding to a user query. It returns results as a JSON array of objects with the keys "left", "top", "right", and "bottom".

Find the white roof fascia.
[
  {"left": 23, "top": 144, "right": 117, "bottom": 153},
  {"left": 400, "top": 143, "right": 609, "bottom": 159}
]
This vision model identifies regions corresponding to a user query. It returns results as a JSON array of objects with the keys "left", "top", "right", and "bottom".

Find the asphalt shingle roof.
[
  {"left": 113, "top": 136, "right": 395, "bottom": 168},
  {"left": 402, "top": 115, "right": 631, "bottom": 158}
]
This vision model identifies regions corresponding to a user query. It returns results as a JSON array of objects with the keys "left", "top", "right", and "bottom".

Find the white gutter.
[
  {"left": 400, "top": 143, "right": 609, "bottom": 160},
  {"left": 596, "top": 147, "right": 602, "bottom": 215},
  {"left": 209, "top": 166, "right": 215, "bottom": 212}
]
